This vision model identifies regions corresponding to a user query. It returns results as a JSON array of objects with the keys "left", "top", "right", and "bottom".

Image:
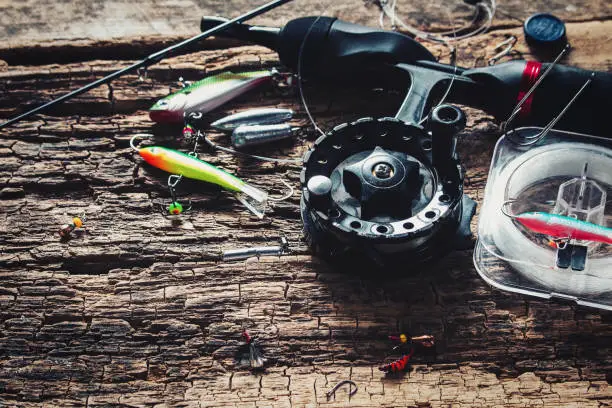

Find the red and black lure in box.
[
  {"left": 379, "top": 334, "right": 435, "bottom": 374},
  {"left": 237, "top": 330, "right": 267, "bottom": 370}
]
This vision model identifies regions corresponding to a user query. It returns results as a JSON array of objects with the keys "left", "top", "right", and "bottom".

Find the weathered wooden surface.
[
  {"left": 1, "top": 0, "right": 612, "bottom": 46},
  {"left": 1, "top": 3, "right": 612, "bottom": 407}
]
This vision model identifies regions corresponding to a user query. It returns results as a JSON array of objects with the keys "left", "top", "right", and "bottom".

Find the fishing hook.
[
  {"left": 326, "top": 380, "right": 358, "bottom": 400},
  {"left": 154, "top": 175, "right": 192, "bottom": 216},
  {"left": 500, "top": 199, "right": 519, "bottom": 219},
  {"left": 268, "top": 179, "right": 294, "bottom": 202},
  {"left": 130, "top": 133, "right": 155, "bottom": 151}
]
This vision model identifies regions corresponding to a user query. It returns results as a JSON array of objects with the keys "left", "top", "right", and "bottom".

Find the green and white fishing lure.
[{"left": 149, "top": 70, "right": 273, "bottom": 123}]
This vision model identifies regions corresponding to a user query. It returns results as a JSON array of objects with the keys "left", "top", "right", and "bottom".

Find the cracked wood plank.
[
  {"left": 1, "top": 0, "right": 611, "bottom": 47},
  {"left": 0, "top": 6, "right": 611, "bottom": 408}
]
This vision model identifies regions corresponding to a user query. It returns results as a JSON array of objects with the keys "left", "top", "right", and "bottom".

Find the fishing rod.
[
  {"left": 201, "top": 16, "right": 612, "bottom": 137},
  {"left": 0, "top": 0, "right": 294, "bottom": 130}
]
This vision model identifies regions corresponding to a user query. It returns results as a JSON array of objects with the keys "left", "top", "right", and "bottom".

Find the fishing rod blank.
[{"left": 0, "top": 0, "right": 294, "bottom": 130}]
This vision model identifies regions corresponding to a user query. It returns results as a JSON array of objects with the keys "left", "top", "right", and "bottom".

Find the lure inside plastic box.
[{"left": 474, "top": 127, "right": 612, "bottom": 310}]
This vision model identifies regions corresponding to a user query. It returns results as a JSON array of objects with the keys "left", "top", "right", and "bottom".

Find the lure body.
[
  {"left": 138, "top": 146, "right": 267, "bottom": 218},
  {"left": 379, "top": 348, "right": 414, "bottom": 373},
  {"left": 232, "top": 123, "right": 294, "bottom": 148},
  {"left": 211, "top": 108, "right": 294, "bottom": 132},
  {"left": 149, "top": 70, "right": 272, "bottom": 123},
  {"left": 516, "top": 212, "right": 612, "bottom": 244}
]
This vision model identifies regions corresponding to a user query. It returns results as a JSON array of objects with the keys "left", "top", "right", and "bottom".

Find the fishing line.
[
  {"left": 202, "top": 132, "right": 302, "bottom": 165},
  {"left": 418, "top": 6, "right": 458, "bottom": 126},
  {"left": 298, "top": 1, "right": 460, "bottom": 132},
  {"left": 297, "top": 4, "right": 328, "bottom": 139},
  {"left": 268, "top": 178, "right": 295, "bottom": 202},
  {"left": 377, "top": 0, "right": 496, "bottom": 43}
]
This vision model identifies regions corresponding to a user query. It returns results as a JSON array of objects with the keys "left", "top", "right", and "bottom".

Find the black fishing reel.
[{"left": 300, "top": 104, "right": 476, "bottom": 268}]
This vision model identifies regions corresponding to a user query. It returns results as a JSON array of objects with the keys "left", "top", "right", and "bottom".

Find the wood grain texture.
[
  {"left": 0, "top": 4, "right": 611, "bottom": 408},
  {"left": 1, "top": 0, "right": 611, "bottom": 47}
]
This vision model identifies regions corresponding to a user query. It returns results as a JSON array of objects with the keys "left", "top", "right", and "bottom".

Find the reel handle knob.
[{"left": 428, "top": 104, "right": 465, "bottom": 177}]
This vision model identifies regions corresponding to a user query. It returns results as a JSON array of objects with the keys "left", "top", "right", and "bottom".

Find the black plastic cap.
[{"left": 523, "top": 13, "right": 567, "bottom": 52}]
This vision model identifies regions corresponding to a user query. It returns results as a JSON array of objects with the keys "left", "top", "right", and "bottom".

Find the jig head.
[{"left": 59, "top": 216, "right": 85, "bottom": 240}]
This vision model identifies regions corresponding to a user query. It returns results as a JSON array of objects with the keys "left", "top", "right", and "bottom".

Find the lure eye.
[{"left": 157, "top": 100, "right": 169, "bottom": 107}]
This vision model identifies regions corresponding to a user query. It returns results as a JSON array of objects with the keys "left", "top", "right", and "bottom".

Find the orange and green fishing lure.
[{"left": 138, "top": 145, "right": 268, "bottom": 218}]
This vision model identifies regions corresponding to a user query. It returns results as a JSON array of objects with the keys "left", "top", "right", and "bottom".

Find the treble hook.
[
  {"left": 162, "top": 174, "right": 192, "bottom": 216},
  {"left": 326, "top": 380, "right": 358, "bottom": 400},
  {"left": 500, "top": 199, "right": 519, "bottom": 219}
]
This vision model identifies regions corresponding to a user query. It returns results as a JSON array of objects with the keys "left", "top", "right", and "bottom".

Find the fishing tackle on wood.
[
  {"left": 379, "top": 348, "right": 414, "bottom": 374},
  {"left": 326, "top": 380, "right": 358, "bottom": 400},
  {"left": 239, "top": 330, "right": 267, "bottom": 369},
  {"left": 131, "top": 135, "right": 269, "bottom": 218},
  {"left": 502, "top": 203, "right": 612, "bottom": 245},
  {"left": 0, "top": 0, "right": 295, "bottom": 129},
  {"left": 59, "top": 216, "right": 84, "bottom": 239},
  {"left": 149, "top": 70, "right": 274, "bottom": 123},
  {"left": 232, "top": 123, "right": 298, "bottom": 149},
  {"left": 211, "top": 108, "right": 294, "bottom": 132}
]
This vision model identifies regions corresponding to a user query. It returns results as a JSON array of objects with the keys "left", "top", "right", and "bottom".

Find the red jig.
[{"left": 379, "top": 348, "right": 415, "bottom": 374}]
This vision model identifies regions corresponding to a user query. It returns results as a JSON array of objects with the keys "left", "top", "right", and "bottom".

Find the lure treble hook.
[{"left": 163, "top": 174, "right": 192, "bottom": 216}]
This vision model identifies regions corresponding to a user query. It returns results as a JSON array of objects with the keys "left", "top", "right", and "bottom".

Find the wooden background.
[{"left": 0, "top": 1, "right": 611, "bottom": 407}]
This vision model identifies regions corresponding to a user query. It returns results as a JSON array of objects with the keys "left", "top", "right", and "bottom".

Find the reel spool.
[
  {"left": 300, "top": 104, "right": 477, "bottom": 268},
  {"left": 474, "top": 128, "right": 612, "bottom": 310}
]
